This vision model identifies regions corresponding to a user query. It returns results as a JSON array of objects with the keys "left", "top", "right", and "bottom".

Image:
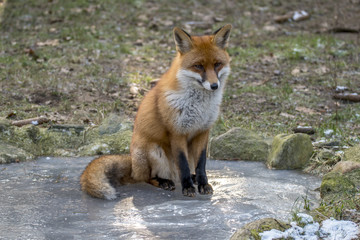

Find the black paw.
[
  {"left": 151, "top": 177, "right": 175, "bottom": 191},
  {"left": 198, "top": 184, "right": 213, "bottom": 195},
  {"left": 182, "top": 186, "right": 196, "bottom": 197},
  {"left": 159, "top": 179, "right": 175, "bottom": 191}
]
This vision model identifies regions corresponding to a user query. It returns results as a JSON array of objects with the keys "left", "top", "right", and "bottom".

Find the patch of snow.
[
  {"left": 292, "top": 10, "right": 309, "bottom": 21},
  {"left": 260, "top": 214, "right": 359, "bottom": 240},
  {"left": 260, "top": 229, "right": 284, "bottom": 240},
  {"left": 320, "top": 218, "right": 359, "bottom": 240},
  {"left": 31, "top": 121, "right": 39, "bottom": 125},
  {"left": 335, "top": 86, "right": 348, "bottom": 91},
  {"left": 324, "top": 129, "right": 334, "bottom": 137},
  {"left": 335, "top": 150, "right": 344, "bottom": 155},
  {"left": 297, "top": 213, "right": 314, "bottom": 224}
]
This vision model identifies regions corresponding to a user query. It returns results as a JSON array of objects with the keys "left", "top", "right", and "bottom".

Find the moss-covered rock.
[
  {"left": 230, "top": 218, "right": 290, "bottom": 240},
  {"left": 0, "top": 115, "right": 134, "bottom": 158},
  {"left": 315, "top": 168, "right": 360, "bottom": 221},
  {"left": 209, "top": 128, "right": 270, "bottom": 161},
  {"left": 98, "top": 113, "right": 133, "bottom": 135},
  {"left": 77, "top": 129, "right": 132, "bottom": 156},
  {"left": 320, "top": 172, "right": 356, "bottom": 199},
  {"left": 267, "top": 133, "right": 313, "bottom": 169},
  {"left": 344, "top": 144, "right": 360, "bottom": 163},
  {"left": 0, "top": 142, "right": 34, "bottom": 163}
]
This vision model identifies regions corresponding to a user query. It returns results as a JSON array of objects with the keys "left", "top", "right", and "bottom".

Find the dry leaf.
[
  {"left": 295, "top": 106, "right": 320, "bottom": 115},
  {"left": 280, "top": 112, "right": 296, "bottom": 119},
  {"left": 37, "top": 39, "right": 59, "bottom": 47}
]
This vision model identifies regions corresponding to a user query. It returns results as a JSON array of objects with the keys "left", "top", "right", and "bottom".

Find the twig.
[
  {"left": 333, "top": 94, "right": 360, "bottom": 102},
  {"left": 12, "top": 117, "right": 49, "bottom": 127}
]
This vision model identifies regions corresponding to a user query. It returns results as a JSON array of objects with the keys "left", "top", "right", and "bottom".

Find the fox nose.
[{"left": 210, "top": 83, "right": 218, "bottom": 90}]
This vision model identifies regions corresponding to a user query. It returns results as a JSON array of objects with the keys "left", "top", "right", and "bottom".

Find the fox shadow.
[{"left": 80, "top": 174, "right": 215, "bottom": 238}]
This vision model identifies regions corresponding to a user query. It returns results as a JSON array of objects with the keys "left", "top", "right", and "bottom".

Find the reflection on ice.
[{"left": 0, "top": 157, "right": 321, "bottom": 239}]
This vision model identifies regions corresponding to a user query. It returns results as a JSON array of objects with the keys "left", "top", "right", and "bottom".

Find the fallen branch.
[
  {"left": 12, "top": 117, "right": 50, "bottom": 127},
  {"left": 333, "top": 94, "right": 360, "bottom": 102},
  {"left": 292, "top": 126, "right": 316, "bottom": 135},
  {"left": 327, "top": 27, "right": 360, "bottom": 34}
]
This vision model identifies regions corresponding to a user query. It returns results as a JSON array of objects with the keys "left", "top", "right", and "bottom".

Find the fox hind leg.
[{"left": 148, "top": 144, "right": 176, "bottom": 191}]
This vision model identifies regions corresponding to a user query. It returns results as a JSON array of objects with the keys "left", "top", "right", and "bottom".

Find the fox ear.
[
  {"left": 213, "top": 24, "right": 232, "bottom": 49},
  {"left": 173, "top": 27, "right": 193, "bottom": 54}
]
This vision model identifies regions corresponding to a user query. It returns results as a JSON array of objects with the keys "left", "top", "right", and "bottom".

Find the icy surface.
[
  {"left": 260, "top": 213, "right": 359, "bottom": 240},
  {"left": 0, "top": 157, "right": 321, "bottom": 240}
]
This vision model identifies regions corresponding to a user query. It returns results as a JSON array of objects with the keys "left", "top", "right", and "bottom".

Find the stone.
[
  {"left": 267, "top": 133, "right": 313, "bottom": 169},
  {"left": 320, "top": 172, "right": 356, "bottom": 199},
  {"left": 332, "top": 161, "right": 360, "bottom": 174},
  {"left": 209, "top": 128, "right": 270, "bottom": 161},
  {"left": 0, "top": 142, "right": 34, "bottom": 164},
  {"left": 77, "top": 129, "right": 132, "bottom": 156},
  {"left": 98, "top": 114, "right": 133, "bottom": 135},
  {"left": 344, "top": 144, "right": 360, "bottom": 163},
  {"left": 230, "top": 218, "right": 290, "bottom": 240}
]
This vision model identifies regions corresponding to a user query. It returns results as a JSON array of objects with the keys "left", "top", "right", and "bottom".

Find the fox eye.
[
  {"left": 193, "top": 64, "right": 204, "bottom": 71},
  {"left": 214, "top": 62, "right": 222, "bottom": 68}
]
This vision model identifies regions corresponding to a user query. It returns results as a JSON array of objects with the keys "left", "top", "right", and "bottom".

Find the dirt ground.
[{"left": 0, "top": 0, "right": 359, "bottom": 143}]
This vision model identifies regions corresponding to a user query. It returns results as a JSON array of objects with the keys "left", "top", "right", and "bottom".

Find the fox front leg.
[
  {"left": 195, "top": 148, "right": 213, "bottom": 195},
  {"left": 171, "top": 136, "right": 196, "bottom": 197},
  {"left": 178, "top": 151, "right": 196, "bottom": 197},
  {"left": 189, "top": 131, "right": 213, "bottom": 195}
]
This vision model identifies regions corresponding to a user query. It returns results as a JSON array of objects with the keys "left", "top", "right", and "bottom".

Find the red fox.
[{"left": 80, "top": 24, "right": 232, "bottom": 200}]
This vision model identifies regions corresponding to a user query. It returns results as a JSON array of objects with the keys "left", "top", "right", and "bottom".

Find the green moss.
[
  {"left": 230, "top": 218, "right": 290, "bottom": 240},
  {"left": 320, "top": 172, "right": 356, "bottom": 198},
  {"left": 315, "top": 170, "right": 359, "bottom": 220},
  {"left": 209, "top": 128, "right": 269, "bottom": 161},
  {"left": 344, "top": 145, "right": 360, "bottom": 163},
  {"left": 267, "top": 134, "right": 313, "bottom": 169}
]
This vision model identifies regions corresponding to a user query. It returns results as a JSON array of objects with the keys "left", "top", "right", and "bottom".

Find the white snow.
[
  {"left": 31, "top": 120, "right": 39, "bottom": 125},
  {"left": 259, "top": 214, "right": 359, "bottom": 240},
  {"left": 335, "top": 86, "right": 348, "bottom": 91},
  {"left": 292, "top": 11, "right": 309, "bottom": 21},
  {"left": 324, "top": 129, "right": 334, "bottom": 136},
  {"left": 320, "top": 218, "right": 359, "bottom": 240},
  {"left": 297, "top": 213, "right": 314, "bottom": 224}
]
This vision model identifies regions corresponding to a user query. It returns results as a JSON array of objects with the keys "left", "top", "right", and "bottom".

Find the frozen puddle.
[{"left": 0, "top": 157, "right": 321, "bottom": 240}]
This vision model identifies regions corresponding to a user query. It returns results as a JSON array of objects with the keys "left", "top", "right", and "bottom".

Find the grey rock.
[
  {"left": 98, "top": 114, "right": 133, "bottom": 135},
  {"left": 267, "top": 133, "right": 313, "bottom": 169},
  {"left": 209, "top": 128, "right": 270, "bottom": 161}
]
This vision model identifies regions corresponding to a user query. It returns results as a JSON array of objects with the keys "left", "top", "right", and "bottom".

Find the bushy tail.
[{"left": 80, "top": 155, "right": 135, "bottom": 200}]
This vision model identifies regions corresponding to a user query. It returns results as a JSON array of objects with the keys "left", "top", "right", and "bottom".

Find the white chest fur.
[
  {"left": 165, "top": 68, "right": 229, "bottom": 134},
  {"left": 166, "top": 88, "right": 223, "bottom": 134}
]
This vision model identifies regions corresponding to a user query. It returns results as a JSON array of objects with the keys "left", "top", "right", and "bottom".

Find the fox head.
[{"left": 173, "top": 24, "right": 232, "bottom": 91}]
